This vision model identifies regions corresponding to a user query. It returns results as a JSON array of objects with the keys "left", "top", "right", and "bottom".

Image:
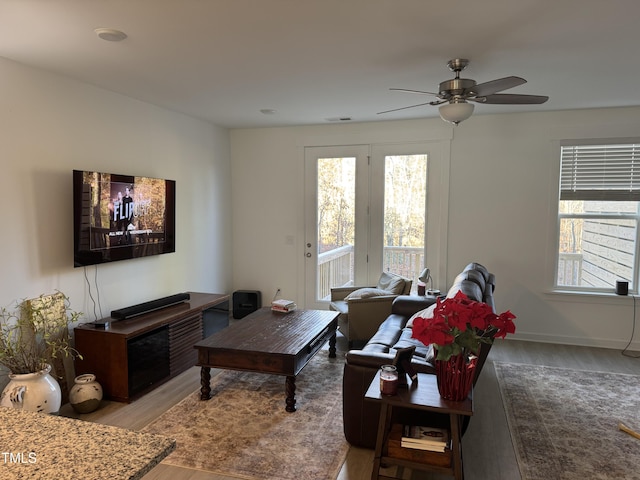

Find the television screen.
[{"left": 73, "top": 170, "right": 176, "bottom": 267}]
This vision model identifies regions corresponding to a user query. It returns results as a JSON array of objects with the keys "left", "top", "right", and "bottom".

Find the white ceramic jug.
[{"left": 0, "top": 364, "right": 62, "bottom": 414}]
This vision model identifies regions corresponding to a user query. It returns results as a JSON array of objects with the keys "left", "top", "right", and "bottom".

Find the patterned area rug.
[
  {"left": 143, "top": 351, "right": 349, "bottom": 480},
  {"left": 495, "top": 362, "right": 640, "bottom": 480}
]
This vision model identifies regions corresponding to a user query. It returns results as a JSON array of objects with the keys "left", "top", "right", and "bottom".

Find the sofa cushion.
[
  {"left": 376, "top": 272, "right": 406, "bottom": 294},
  {"left": 463, "top": 262, "right": 490, "bottom": 282},
  {"left": 395, "top": 328, "right": 434, "bottom": 363},
  {"left": 447, "top": 272, "right": 484, "bottom": 302},
  {"left": 345, "top": 287, "right": 393, "bottom": 300},
  {"left": 364, "top": 314, "right": 406, "bottom": 348},
  {"left": 350, "top": 313, "right": 435, "bottom": 366},
  {"left": 405, "top": 303, "right": 436, "bottom": 329}
]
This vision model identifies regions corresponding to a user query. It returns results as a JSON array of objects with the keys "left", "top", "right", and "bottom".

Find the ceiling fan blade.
[
  {"left": 467, "top": 76, "right": 527, "bottom": 97},
  {"left": 390, "top": 88, "right": 439, "bottom": 96},
  {"left": 377, "top": 101, "right": 439, "bottom": 115},
  {"left": 475, "top": 93, "right": 549, "bottom": 105}
]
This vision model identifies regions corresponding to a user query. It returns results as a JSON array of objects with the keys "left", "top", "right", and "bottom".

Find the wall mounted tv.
[{"left": 73, "top": 170, "right": 176, "bottom": 267}]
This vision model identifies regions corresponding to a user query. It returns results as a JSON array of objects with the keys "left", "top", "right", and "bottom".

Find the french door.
[
  {"left": 304, "top": 143, "right": 431, "bottom": 309},
  {"left": 304, "top": 145, "right": 369, "bottom": 309}
]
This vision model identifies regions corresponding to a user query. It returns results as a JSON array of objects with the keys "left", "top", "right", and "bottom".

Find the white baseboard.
[{"left": 509, "top": 332, "right": 640, "bottom": 352}]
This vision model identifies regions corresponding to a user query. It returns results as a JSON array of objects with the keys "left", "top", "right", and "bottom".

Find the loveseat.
[{"left": 342, "top": 262, "right": 496, "bottom": 448}]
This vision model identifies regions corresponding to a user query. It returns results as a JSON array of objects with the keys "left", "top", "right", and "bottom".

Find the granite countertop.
[{"left": 0, "top": 406, "right": 175, "bottom": 480}]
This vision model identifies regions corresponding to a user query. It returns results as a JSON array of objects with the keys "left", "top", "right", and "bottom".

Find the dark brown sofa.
[{"left": 342, "top": 262, "right": 496, "bottom": 448}]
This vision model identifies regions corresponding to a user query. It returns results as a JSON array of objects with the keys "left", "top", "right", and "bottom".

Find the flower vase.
[
  {"left": 69, "top": 374, "right": 103, "bottom": 413},
  {"left": 0, "top": 363, "right": 62, "bottom": 414},
  {"left": 435, "top": 353, "right": 477, "bottom": 401}
]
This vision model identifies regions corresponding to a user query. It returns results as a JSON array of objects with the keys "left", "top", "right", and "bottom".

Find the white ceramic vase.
[
  {"left": 0, "top": 363, "right": 62, "bottom": 414},
  {"left": 69, "top": 374, "right": 103, "bottom": 413}
]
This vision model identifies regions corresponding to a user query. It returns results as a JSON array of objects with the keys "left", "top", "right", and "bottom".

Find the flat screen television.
[{"left": 73, "top": 170, "right": 176, "bottom": 267}]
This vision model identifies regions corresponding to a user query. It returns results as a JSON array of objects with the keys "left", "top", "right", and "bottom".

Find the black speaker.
[
  {"left": 233, "top": 290, "right": 261, "bottom": 319},
  {"left": 616, "top": 281, "right": 629, "bottom": 296}
]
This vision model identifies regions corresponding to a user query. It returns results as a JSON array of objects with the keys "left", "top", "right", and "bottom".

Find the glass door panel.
[
  {"left": 317, "top": 156, "right": 356, "bottom": 299},
  {"left": 382, "top": 155, "right": 427, "bottom": 294}
]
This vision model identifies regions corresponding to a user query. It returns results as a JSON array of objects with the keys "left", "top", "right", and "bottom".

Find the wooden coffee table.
[{"left": 194, "top": 307, "right": 339, "bottom": 412}]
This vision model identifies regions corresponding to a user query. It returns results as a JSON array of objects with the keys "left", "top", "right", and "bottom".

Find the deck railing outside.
[
  {"left": 557, "top": 252, "right": 582, "bottom": 286},
  {"left": 317, "top": 245, "right": 424, "bottom": 300},
  {"left": 318, "top": 245, "right": 354, "bottom": 300},
  {"left": 383, "top": 247, "right": 424, "bottom": 288}
]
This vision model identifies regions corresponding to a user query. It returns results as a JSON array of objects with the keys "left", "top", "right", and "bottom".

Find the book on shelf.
[
  {"left": 387, "top": 424, "right": 452, "bottom": 466},
  {"left": 400, "top": 439, "right": 447, "bottom": 452},
  {"left": 271, "top": 299, "right": 296, "bottom": 313},
  {"left": 401, "top": 425, "right": 450, "bottom": 452}
]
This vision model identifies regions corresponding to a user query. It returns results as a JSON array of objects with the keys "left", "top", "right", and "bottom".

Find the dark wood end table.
[
  {"left": 194, "top": 307, "right": 338, "bottom": 412},
  {"left": 365, "top": 371, "right": 473, "bottom": 480}
]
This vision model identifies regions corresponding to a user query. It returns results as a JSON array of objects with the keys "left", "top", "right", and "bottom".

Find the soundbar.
[{"left": 111, "top": 292, "right": 191, "bottom": 320}]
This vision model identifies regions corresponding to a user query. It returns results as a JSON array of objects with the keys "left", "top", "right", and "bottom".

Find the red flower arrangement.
[{"left": 411, "top": 291, "right": 516, "bottom": 362}]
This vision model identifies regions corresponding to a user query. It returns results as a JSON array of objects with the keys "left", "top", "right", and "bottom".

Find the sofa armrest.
[
  {"left": 346, "top": 349, "right": 397, "bottom": 369},
  {"left": 343, "top": 361, "right": 381, "bottom": 448},
  {"left": 392, "top": 295, "right": 437, "bottom": 317},
  {"left": 345, "top": 348, "right": 435, "bottom": 373}
]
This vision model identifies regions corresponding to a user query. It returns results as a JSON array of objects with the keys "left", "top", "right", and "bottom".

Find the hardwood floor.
[{"left": 61, "top": 338, "right": 640, "bottom": 480}]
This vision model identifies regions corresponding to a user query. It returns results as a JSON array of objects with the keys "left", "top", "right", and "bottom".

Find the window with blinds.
[
  {"left": 556, "top": 141, "right": 640, "bottom": 292},
  {"left": 560, "top": 143, "right": 640, "bottom": 201}
]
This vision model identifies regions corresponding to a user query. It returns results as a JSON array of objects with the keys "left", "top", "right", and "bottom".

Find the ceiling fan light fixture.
[
  {"left": 439, "top": 99, "right": 474, "bottom": 125},
  {"left": 382, "top": 58, "right": 547, "bottom": 121}
]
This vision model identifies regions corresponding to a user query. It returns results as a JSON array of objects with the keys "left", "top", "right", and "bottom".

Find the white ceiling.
[{"left": 1, "top": 0, "right": 639, "bottom": 129}]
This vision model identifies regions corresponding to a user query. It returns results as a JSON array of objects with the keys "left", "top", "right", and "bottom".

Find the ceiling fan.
[{"left": 379, "top": 58, "right": 549, "bottom": 125}]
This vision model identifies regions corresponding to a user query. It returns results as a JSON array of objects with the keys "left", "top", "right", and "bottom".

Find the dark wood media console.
[{"left": 74, "top": 292, "right": 229, "bottom": 402}]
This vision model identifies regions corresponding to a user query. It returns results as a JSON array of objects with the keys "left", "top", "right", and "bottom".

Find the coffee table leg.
[
  {"left": 200, "top": 367, "right": 212, "bottom": 400},
  {"left": 329, "top": 332, "right": 337, "bottom": 358},
  {"left": 285, "top": 375, "right": 297, "bottom": 412}
]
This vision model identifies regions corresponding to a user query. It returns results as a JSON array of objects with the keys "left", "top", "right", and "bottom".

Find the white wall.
[
  {"left": 0, "top": 57, "right": 232, "bottom": 322},
  {"left": 230, "top": 107, "right": 640, "bottom": 351},
  {"left": 3, "top": 51, "right": 638, "bottom": 355}
]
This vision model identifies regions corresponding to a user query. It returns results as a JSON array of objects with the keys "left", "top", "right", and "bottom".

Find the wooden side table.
[{"left": 365, "top": 371, "right": 473, "bottom": 480}]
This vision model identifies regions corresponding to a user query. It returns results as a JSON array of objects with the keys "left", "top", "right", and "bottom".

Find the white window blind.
[{"left": 560, "top": 143, "right": 640, "bottom": 201}]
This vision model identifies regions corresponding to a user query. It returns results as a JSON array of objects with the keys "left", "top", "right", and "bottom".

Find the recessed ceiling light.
[
  {"left": 95, "top": 28, "right": 128, "bottom": 42},
  {"left": 325, "top": 117, "right": 352, "bottom": 122},
  {"left": 260, "top": 109, "right": 276, "bottom": 115}
]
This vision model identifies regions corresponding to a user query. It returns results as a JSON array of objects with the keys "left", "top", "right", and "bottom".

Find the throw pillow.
[
  {"left": 406, "top": 303, "right": 436, "bottom": 329},
  {"left": 345, "top": 288, "right": 392, "bottom": 300},
  {"left": 376, "top": 272, "right": 406, "bottom": 295}
]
